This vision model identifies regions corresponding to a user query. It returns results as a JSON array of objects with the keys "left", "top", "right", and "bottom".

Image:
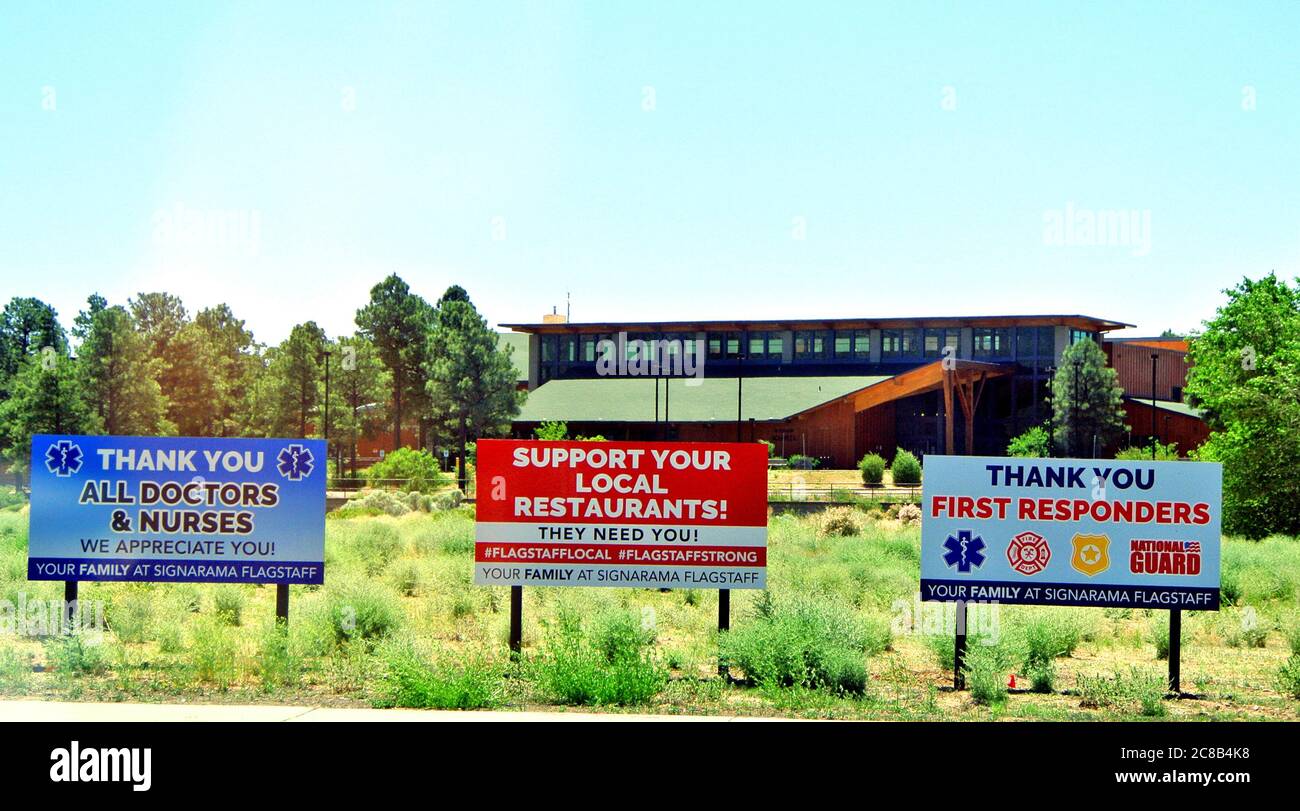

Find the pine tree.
[
  {"left": 1050, "top": 337, "right": 1125, "bottom": 457},
  {"left": 426, "top": 290, "right": 524, "bottom": 490}
]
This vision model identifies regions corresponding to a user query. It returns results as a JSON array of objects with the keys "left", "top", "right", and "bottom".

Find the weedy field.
[{"left": 1, "top": 503, "right": 1298, "bottom": 720}]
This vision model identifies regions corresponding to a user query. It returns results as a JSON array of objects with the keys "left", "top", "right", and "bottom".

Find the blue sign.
[
  {"left": 920, "top": 456, "right": 1222, "bottom": 610},
  {"left": 29, "top": 435, "right": 326, "bottom": 584}
]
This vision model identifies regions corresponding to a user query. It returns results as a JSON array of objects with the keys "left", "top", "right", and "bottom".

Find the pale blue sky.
[{"left": 2, "top": 1, "right": 1298, "bottom": 344}]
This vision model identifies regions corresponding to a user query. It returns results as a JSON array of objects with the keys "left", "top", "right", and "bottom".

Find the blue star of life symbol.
[
  {"left": 277, "top": 443, "right": 314, "bottom": 481},
  {"left": 942, "top": 530, "right": 986, "bottom": 573},
  {"left": 44, "top": 440, "right": 84, "bottom": 477}
]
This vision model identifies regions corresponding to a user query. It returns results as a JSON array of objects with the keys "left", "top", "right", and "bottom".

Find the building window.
[
  {"left": 973, "top": 328, "right": 1010, "bottom": 358},
  {"left": 767, "top": 334, "right": 784, "bottom": 358},
  {"left": 833, "top": 332, "right": 851, "bottom": 359},
  {"left": 900, "top": 328, "right": 922, "bottom": 357},
  {"left": 1069, "top": 328, "right": 1096, "bottom": 346},
  {"left": 580, "top": 334, "right": 598, "bottom": 362},
  {"left": 794, "top": 330, "right": 826, "bottom": 359},
  {"left": 540, "top": 335, "right": 557, "bottom": 363},
  {"left": 881, "top": 329, "right": 901, "bottom": 358},
  {"left": 924, "top": 328, "right": 959, "bottom": 359},
  {"left": 707, "top": 333, "right": 723, "bottom": 359},
  {"left": 853, "top": 330, "right": 870, "bottom": 358},
  {"left": 560, "top": 335, "right": 577, "bottom": 363}
]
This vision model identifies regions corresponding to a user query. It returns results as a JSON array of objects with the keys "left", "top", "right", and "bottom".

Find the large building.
[{"left": 501, "top": 314, "right": 1137, "bottom": 467}]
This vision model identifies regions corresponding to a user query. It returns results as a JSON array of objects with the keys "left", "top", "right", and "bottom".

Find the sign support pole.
[
  {"left": 1168, "top": 608, "right": 1181, "bottom": 694},
  {"left": 275, "top": 583, "right": 289, "bottom": 627},
  {"left": 509, "top": 586, "right": 523, "bottom": 660},
  {"left": 717, "top": 588, "right": 731, "bottom": 678},
  {"left": 63, "top": 580, "right": 78, "bottom": 635},
  {"left": 953, "top": 599, "right": 967, "bottom": 690}
]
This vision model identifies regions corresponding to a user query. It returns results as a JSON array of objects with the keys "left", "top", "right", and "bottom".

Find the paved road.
[{"left": 0, "top": 700, "right": 786, "bottom": 722}]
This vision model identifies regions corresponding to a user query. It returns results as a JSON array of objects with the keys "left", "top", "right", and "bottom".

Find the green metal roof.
[
  {"left": 497, "top": 332, "right": 529, "bottom": 380},
  {"left": 516, "top": 375, "right": 890, "bottom": 423},
  {"left": 1127, "top": 397, "right": 1205, "bottom": 420}
]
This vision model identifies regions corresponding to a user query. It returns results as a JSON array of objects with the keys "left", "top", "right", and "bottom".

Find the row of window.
[{"left": 537, "top": 325, "right": 1065, "bottom": 365}]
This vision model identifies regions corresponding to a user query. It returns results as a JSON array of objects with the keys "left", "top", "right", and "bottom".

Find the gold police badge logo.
[{"left": 1070, "top": 533, "right": 1110, "bottom": 577}]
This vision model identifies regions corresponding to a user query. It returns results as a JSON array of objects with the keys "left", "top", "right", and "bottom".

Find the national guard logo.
[{"left": 1071, "top": 533, "right": 1110, "bottom": 577}]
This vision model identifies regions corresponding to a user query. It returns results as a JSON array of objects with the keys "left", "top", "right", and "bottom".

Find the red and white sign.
[{"left": 474, "top": 440, "right": 768, "bottom": 588}]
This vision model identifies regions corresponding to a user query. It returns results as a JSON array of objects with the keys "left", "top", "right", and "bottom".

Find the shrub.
[
  {"left": 256, "top": 626, "right": 303, "bottom": 692},
  {"left": 350, "top": 522, "right": 404, "bottom": 574},
  {"left": 388, "top": 559, "right": 424, "bottom": 597},
  {"left": 858, "top": 453, "right": 886, "bottom": 486},
  {"left": 815, "top": 507, "right": 865, "bottom": 538},
  {"left": 1149, "top": 616, "right": 1187, "bottom": 660},
  {"left": 962, "top": 643, "right": 1011, "bottom": 706},
  {"left": 889, "top": 449, "right": 922, "bottom": 485},
  {"left": 0, "top": 645, "right": 31, "bottom": 691},
  {"left": 376, "top": 639, "right": 503, "bottom": 709},
  {"left": 1079, "top": 667, "right": 1167, "bottom": 716},
  {"left": 1020, "top": 612, "right": 1082, "bottom": 667},
  {"left": 787, "top": 454, "right": 820, "bottom": 470},
  {"left": 1026, "top": 660, "right": 1055, "bottom": 693},
  {"left": 896, "top": 503, "right": 922, "bottom": 526},
  {"left": 531, "top": 611, "right": 667, "bottom": 706},
  {"left": 759, "top": 439, "right": 775, "bottom": 458},
  {"left": 1285, "top": 617, "right": 1300, "bottom": 657},
  {"left": 720, "top": 597, "right": 881, "bottom": 694},
  {"left": 323, "top": 580, "right": 403, "bottom": 647},
  {"left": 1277, "top": 655, "right": 1300, "bottom": 700},
  {"left": 589, "top": 609, "right": 656, "bottom": 663},
  {"left": 1115, "top": 441, "right": 1179, "bottom": 461},
  {"left": 1006, "top": 426, "right": 1050, "bottom": 458},
  {"left": 365, "top": 448, "right": 444, "bottom": 494},
  {"left": 45, "top": 633, "right": 108, "bottom": 676},
  {"left": 189, "top": 619, "right": 239, "bottom": 688},
  {"left": 432, "top": 490, "right": 463, "bottom": 511},
  {"left": 356, "top": 490, "right": 411, "bottom": 517},
  {"left": 213, "top": 586, "right": 245, "bottom": 626},
  {"left": 106, "top": 587, "right": 154, "bottom": 642},
  {"left": 533, "top": 421, "right": 568, "bottom": 440}
]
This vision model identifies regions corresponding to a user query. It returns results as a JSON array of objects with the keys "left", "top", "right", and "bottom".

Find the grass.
[{"left": 0, "top": 504, "right": 1298, "bottom": 719}]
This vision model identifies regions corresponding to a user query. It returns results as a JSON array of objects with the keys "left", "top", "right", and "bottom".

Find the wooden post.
[{"left": 942, "top": 370, "right": 955, "bottom": 455}]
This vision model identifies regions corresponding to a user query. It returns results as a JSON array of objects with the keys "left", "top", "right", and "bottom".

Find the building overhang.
[{"left": 500, "top": 314, "right": 1134, "bottom": 335}]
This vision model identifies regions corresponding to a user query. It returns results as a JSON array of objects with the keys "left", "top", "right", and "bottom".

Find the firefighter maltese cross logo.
[
  {"left": 276, "top": 444, "right": 314, "bottom": 481},
  {"left": 44, "top": 440, "right": 84, "bottom": 477},
  {"left": 1007, "top": 530, "right": 1051, "bottom": 576},
  {"left": 1071, "top": 533, "right": 1111, "bottom": 577},
  {"left": 942, "top": 530, "right": 987, "bottom": 573}
]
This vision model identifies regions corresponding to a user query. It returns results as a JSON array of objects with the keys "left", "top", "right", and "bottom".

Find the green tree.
[
  {"left": 0, "top": 297, "right": 67, "bottom": 396},
  {"left": 1051, "top": 338, "right": 1125, "bottom": 457},
  {"left": 1184, "top": 273, "right": 1300, "bottom": 537},
  {"left": 1006, "top": 426, "right": 1051, "bottom": 457},
  {"left": 267, "top": 322, "right": 327, "bottom": 438},
  {"left": 534, "top": 420, "right": 568, "bottom": 440},
  {"left": 356, "top": 275, "right": 433, "bottom": 451},
  {"left": 426, "top": 290, "right": 524, "bottom": 490},
  {"left": 76, "top": 300, "right": 172, "bottom": 435},
  {"left": 193, "top": 304, "right": 262, "bottom": 437},
  {"left": 129, "top": 292, "right": 188, "bottom": 360},
  {"left": 0, "top": 352, "right": 92, "bottom": 483},
  {"left": 332, "top": 334, "right": 390, "bottom": 478}
]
